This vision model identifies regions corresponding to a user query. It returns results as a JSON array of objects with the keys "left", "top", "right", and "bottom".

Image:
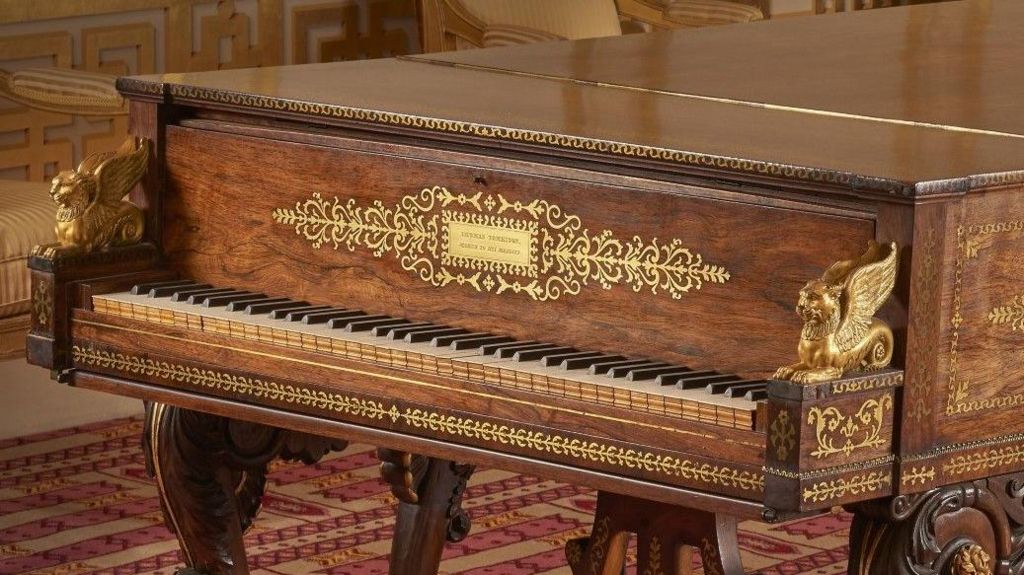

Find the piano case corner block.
[{"left": 763, "top": 369, "right": 903, "bottom": 513}]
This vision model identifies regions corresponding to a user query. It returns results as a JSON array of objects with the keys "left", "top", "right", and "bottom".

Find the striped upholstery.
[
  {"left": 459, "top": 0, "right": 622, "bottom": 40},
  {"left": 664, "top": 0, "right": 765, "bottom": 26},
  {"left": 0, "top": 180, "right": 55, "bottom": 318},
  {"left": 0, "top": 67, "right": 125, "bottom": 116},
  {"left": 482, "top": 24, "right": 566, "bottom": 47}
]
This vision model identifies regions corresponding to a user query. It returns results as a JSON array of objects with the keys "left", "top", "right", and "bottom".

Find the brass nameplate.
[
  {"left": 446, "top": 221, "right": 531, "bottom": 267},
  {"left": 272, "top": 186, "right": 729, "bottom": 301}
]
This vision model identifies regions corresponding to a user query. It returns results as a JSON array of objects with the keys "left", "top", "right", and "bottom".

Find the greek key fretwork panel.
[{"left": 0, "top": 0, "right": 418, "bottom": 181}]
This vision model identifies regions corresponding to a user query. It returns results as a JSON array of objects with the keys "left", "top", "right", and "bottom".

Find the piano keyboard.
[{"left": 90, "top": 280, "right": 766, "bottom": 429}]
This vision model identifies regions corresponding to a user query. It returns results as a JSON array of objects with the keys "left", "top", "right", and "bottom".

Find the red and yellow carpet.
[{"left": 0, "top": 417, "right": 851, "bottom": 574}]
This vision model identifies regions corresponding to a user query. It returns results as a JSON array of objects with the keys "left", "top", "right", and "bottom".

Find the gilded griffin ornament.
[
  {"left": 773, "top": 241, "right": 899, "bottom": 384},
  {"left": 50, "top": 137, "right": 148, "bottom": 253}
]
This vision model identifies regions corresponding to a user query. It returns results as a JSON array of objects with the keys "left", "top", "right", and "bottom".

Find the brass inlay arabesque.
[
  {"left": 948, "top": 220, "right": 1024, "bottom": 414},
  {"left": 802, "top": 471, "right": 891, "bottom": 504},
  {"left": 72, "top": 344, "right": 764, "bottom": 493},
  {"left": 807, "top": 394, "right": 893, "bottom": 459},
  {"left": 273, "top": 186, "right": 729, "bottom": 301},
  {"left": 768, "top": 409, "right": 796, "bottom": 461}
]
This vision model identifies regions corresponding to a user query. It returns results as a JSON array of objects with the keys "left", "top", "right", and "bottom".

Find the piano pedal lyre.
[{"left": 566, "top": 491, "right": 742, "bottom": 575}]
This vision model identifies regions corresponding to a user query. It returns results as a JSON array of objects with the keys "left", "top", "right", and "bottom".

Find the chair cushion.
[
  {"left": 0, "top": 180, "right": 55, "bottom": 318},
  {"left": 664, "top": 0, "right": 765, "bottom": 26},
  {"left": 458, "top": 0, "right": 622, "bottom": 40},
  {"left": 0, "top": 67, "right": 126, "bottom": 116},
  {"left": 482, "top": 24, "right": 566, "bottom": 48}
]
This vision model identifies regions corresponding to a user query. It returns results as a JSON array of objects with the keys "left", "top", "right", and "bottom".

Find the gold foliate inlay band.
[
  {"left": 272, "top": 186, "right": 729, "bottom": 301},
  {"left": 988, "top": 293, "right": 1024, "bottom": 332},
  {"left": 802, "top": 471, "right": 891, "bottom": 504},
  {"left": 72, "top": 345, "right": 763, "bottom": 493},
  {"left": 806, "top": 394, "right": 893, "bottom": 459}
]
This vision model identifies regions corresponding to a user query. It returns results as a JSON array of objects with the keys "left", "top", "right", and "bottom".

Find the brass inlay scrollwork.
[
  {"left": 769, "top": 409, "right": 796, "bottom": 461},
  {"left": 47, "top": 137, "right": 148, "bottom": 254},
  {"left": 32, "top": 281, "right": 52, "bottom": 329},
  {"left": 948, "top": 221, "right": 1024, "bottom": 415},
  {"left": 806, "top": 394, "right": 892, "bottom": 459},
  {"left": 988, "top": 294, "right": 1024, "bottom": 332},
  {"left": 72, "top": 345, "right": 764, "bottom": 493},
  {"left": 900, "top": 466, "right": 936, "bottom": 487},
  {"left": 272, "top": 186, "right": 729, "bottom": 301},
  {"left": 942, "top": 445, "right": 1024, "bottom": 476},
  {"left": 774, "top": 241, "right": 898, "bottom": 384},
  {"left": 801, "top": 471, "right": 891, "bottom": 504}
]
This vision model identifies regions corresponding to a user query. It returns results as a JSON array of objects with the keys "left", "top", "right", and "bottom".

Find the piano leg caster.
[
  {"left": 566, "top": 491, "right": 743, "bottom": 575},
  {"left": 847, "top": 474, "right": 1024, "bottom": 575},
  {"left": 144, "top": 403, "right": 346, "bottom": 575},
  {"left": 378, "top": 449, "right": 476, "bottom": 575}
]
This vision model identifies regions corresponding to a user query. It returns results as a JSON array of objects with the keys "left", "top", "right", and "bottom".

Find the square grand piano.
[{"left": 26, "top": 1, "right": 1024, "bottom": 573}]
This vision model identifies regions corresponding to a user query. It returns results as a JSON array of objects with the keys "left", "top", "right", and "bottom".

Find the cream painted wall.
[{"left": 0, "top": 358, "right": 142, "bottom": 439}]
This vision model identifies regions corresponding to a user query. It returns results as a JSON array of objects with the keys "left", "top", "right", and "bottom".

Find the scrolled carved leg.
[
  {"left": 566, "top": 491, "right": 743, "bottom": 575},
  {"left": 143, "top": 403, "right": 345, "bottom": 575},
  {"left": 377, "top": 449, "right": 475, "bottom": 575},
  {"left": 847, "top": 474, "right": 1024, "bottom": 575}
]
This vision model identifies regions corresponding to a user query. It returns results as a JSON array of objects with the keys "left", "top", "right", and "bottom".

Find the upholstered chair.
[
  {"left": 0, "top": 68, "right": 125, "bottom": 358},
  {"left": 418, "top": 0, "right": 767, "bottom": 52}
]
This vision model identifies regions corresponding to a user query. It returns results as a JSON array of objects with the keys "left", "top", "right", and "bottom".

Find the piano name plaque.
[{"left": 272, "top": 186, "right": 730, "bottom": 301}]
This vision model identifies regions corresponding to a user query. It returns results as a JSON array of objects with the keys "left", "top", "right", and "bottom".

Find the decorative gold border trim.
[
  {"left": 806, "top": 394, "right": 893, "bottom": 459},
  {"left": 801, "top": 471, "right": 891, "bottom": 504},
  {"left": 900, "top": 465, "right": 936, "bottom": 487},
  {"left": 73, "top": 344, "right": 765, "bottom": 493},
  {"left": 830, "top": 372, "right": 903, "bottom": 395}
]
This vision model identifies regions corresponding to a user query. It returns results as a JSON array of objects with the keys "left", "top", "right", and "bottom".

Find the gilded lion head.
[
  {"left": 50, "top": 170, "right": 94, "bottom": 223},
  {"left": 796, "top": 279, "right": 842, "bottom": 329}
]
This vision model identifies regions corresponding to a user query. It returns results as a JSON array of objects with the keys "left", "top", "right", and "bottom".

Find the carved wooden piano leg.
[
  {"left": 378, "top": 449, "right": 475, "bottom": 575},
  {"left": 566, "top": 491, "right": 743, "bottom": 575},
  {"left": 144, "top": 403, "right": 345, "bottom": 575},
  {"left": 847, "top": 474, "right": 1024, "bottom": 575}
]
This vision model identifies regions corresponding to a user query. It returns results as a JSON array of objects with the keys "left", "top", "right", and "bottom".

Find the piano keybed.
[{"left": 90, "top": 280, "right": 765, "bottom": 430}]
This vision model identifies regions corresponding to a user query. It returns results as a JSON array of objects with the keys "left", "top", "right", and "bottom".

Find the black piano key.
[
  {"left": 480, "top": 340, "right": 539, "bottom": 356},
  {"left": 274, "top": 305, "right": 331, "bottom": 320},
  {"left": 705, "top": 377, "right": 752, "bottom": 395},
  {"left": 676, "top": 373, "right": 737, "bottom": 390},
  {"left": 723, "top": 381, "right": 768, "bottom": 399},
  {"left": 608, "top": 361, "right": 669, "bottom": 378},
  {"left": 172, "top": 287, "right": 229, "bottom": 302},
  {"left": 148, "top": 281, "right": 205, "bottom": 298},
  {"left": 204, "top": 292, "right": 265, "bottom": 308},
  {"left": 329, "top": 314, "right": 390, "bottom": 330},
  {"left": 302, "top": 309, "right": 363, "bottom": 325},
  {"left": 346, "top": 318, "right": 409, "bottom": 333},
  {"left": 186, "top": 288, "right": 241, "bottom": 304},
  {"left": 374, "top": 322, "right": 434, "bottom": 338},
  {"left": 227, "top": 296, "right": 288, "bottom": 312},
  {"left": 589, "top": 359, "right": 649, "bottom": 375},
  {"left": 432, "top": 332, "right": 492, "bottom": 348},
  {"left": 405, "top": 327, "right": 467, "bottom": 344},
  {"left": 495, "top": 342, "right": 551, "bottom": 359},
  {"left": 244, "top": 299, "right": 304, "bottom": 315},
  {"left": 513, "top": 346, "right": 577, "bottom": 362},
  {"left": 450, "top": 335, "right": 515, "bottom": 351},
  {"left": 387, "top": 323, "right": 446, "bottom": 340},
  {"left": 131, "top": 279, "right": 191, "bottom": 295},
  {"left": 655, "top": 370, "right": 719, "bottom": 386},
  {"left": 541, "top": 351, "right": 602, "bottom": 368},
  {"left": 744, "top": 389, "right": 769, "bottom": 402},
  {"left": 625, "top": 365, "right": 691, "bottom": 381},
  {"left": 226, "top": 296, "right": 284, "bottom": 311},
  {"left": 561, "top": 354, "right": 626, "bottom": 370}
]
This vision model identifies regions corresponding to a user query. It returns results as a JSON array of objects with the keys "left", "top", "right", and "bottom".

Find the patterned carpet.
[{"left": 0, "top": 417, "right": 852, "bottom": 575}]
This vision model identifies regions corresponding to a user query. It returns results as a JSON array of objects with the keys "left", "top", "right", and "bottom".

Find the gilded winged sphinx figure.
[
  {"left": 773, "top": 241, "right": 899, "bottom": 384},
  {"left": 49, "top": 137, "right": 149, "bottom": 253}
]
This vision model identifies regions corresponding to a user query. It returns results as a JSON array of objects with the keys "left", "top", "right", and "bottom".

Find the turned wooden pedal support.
[{"left": 566, "top": 491, "right": 742, "bottom": 575}]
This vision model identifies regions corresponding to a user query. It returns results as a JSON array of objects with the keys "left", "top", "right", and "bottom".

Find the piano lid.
[{"left": 118, "top": 0, "right": 1024, "bottom": 198}]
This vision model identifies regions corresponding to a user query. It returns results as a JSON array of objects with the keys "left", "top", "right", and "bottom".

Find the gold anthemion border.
[
  {"left": 273, "top": 185, "right": 729, "bottom": 301},
  {"left": 801, "top": 471, "right": 891, "bottom": 504},
  {"left": 73, "top": 344, "right": 765, "bottom": 493}
]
